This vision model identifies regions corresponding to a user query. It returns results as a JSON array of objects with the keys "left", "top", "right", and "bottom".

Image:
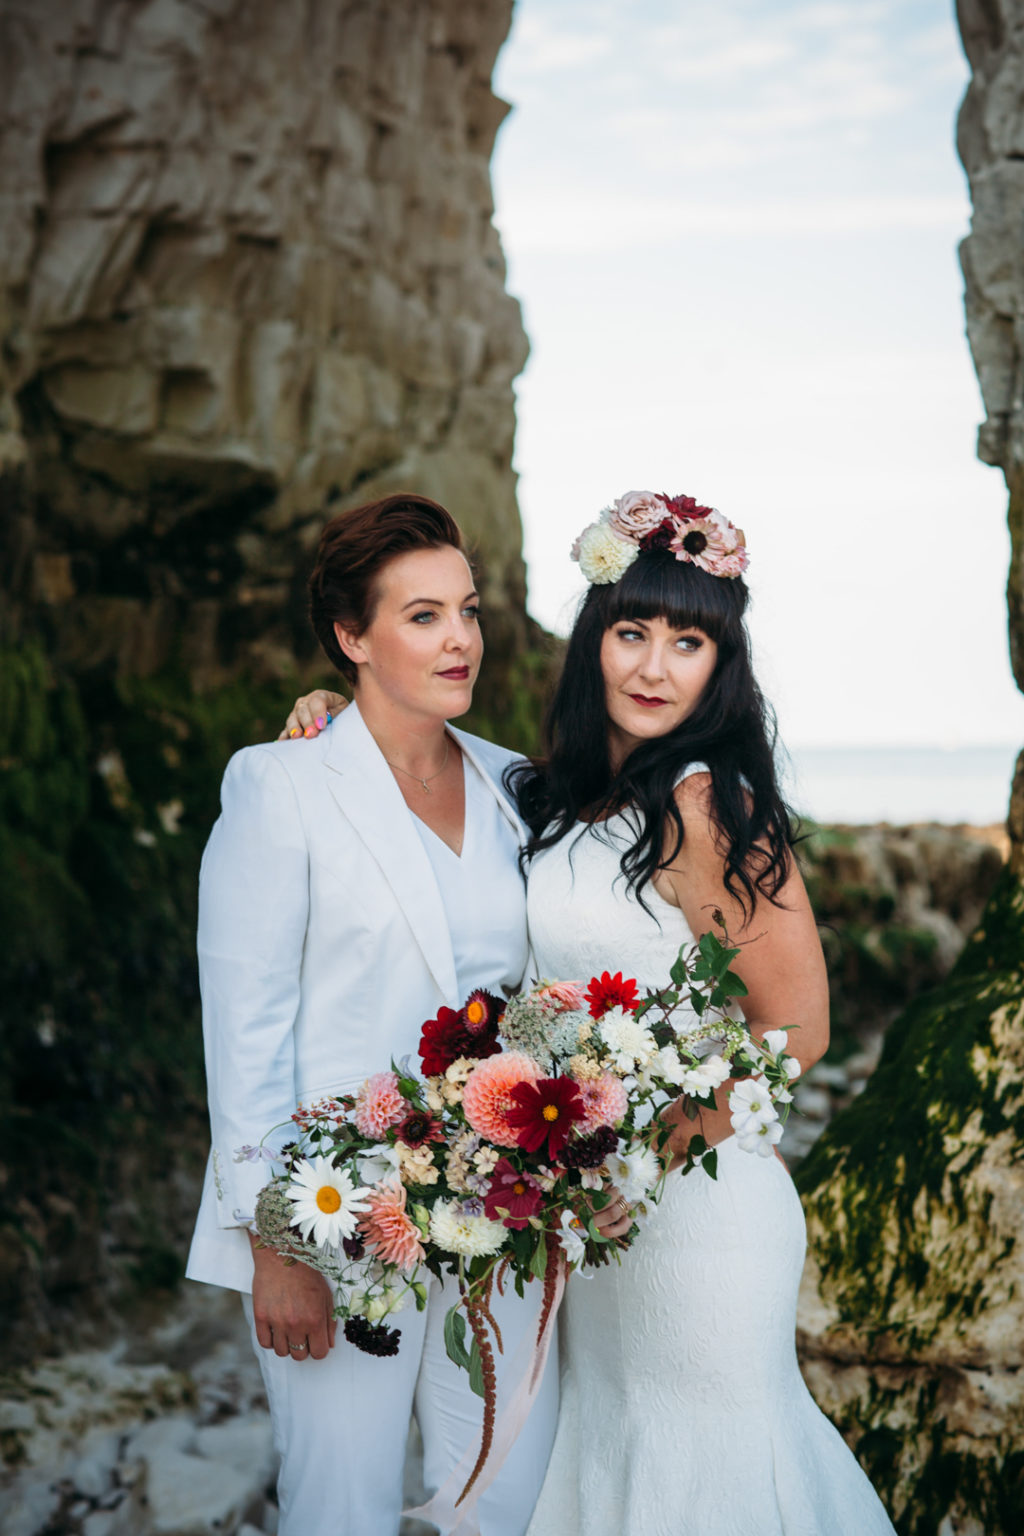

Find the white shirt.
[{"left": 411, "top": 752, "right": 528, "bottom": 1001}]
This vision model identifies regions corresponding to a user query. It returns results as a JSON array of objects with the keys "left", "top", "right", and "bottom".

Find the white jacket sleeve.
[{"left": 197, "top": 746, "right": 309, "bottom": 1227}]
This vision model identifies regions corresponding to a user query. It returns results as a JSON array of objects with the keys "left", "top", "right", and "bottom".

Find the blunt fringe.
[
  {"left": 308, "top": 493, "right": 464, "bottom": 683},
  {"left": 507, "top": 550, "right": 796, "bottom": 917}
]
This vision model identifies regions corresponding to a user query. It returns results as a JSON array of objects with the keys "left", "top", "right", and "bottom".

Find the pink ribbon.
[{"left": 404, "top": 1260, "right": 566, "bottom": 1536}]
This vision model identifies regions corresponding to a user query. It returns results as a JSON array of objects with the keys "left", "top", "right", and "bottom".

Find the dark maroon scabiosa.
[
  {"left": 341, "top": 1234, "right": 366, "bottom": 1260},
  {"left": 506, "top": 1076, "right": 585, "bottom": 1157},
  {"left": 561, "top": 1124, "right": 619, "bottom": 1169},
  {"left": 395, "top": 1110, "right": 445, "bottom": 1150},
  {"left": 419, "top": 1003, "right": 502, "bottom": 1076},
  {"left": 482, "top": 1158, "right": 544, "bottom": 1229},
  {"left": 584, "top": 971, "right": 640, "bottom": 1020},
  {"left": 343, "top": 1316, "right": 401, "bottom": 1356},
  {"left": 637, "top": 518, "right": 677, "bottom": 552}
]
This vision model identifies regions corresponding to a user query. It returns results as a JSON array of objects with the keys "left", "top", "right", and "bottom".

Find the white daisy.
[
  {"left": 429, "top": 1199, "right": 507, "bottom": 1258},
  {"left": 599, "top": 1007, "right": 657, "bottom": 1072},
  {"left": 285, "top": 1156, "right": 371, "bottom": 1248},
  {"left": 608, "top": 1141, "right": 662, "bottom": 1202}
]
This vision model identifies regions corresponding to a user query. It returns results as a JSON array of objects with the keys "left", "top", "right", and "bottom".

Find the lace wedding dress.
[{"left": 524, "top": 808, "right": 896, "bottom": 1536}]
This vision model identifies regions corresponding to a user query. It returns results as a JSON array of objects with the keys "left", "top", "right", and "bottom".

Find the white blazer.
[{"left": 186, "top": 702, "right": 527, "bottom": 1293}]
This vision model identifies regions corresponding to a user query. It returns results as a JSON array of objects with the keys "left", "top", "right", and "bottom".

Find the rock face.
[
  {"left": 793, "top": 6, "right": 1024, "bottom": 1531},
  {"left": 0, "top": 0, "right": 532, "bottom": 682},
  {"left": 0, "top": 0, "right": 550, "bottom": 1361}
]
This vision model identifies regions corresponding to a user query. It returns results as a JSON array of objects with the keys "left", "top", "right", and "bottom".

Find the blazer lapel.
[
  {"left": 447, "top": 726, "right": 529, "bottom": 845},
  {"left": 322, "top": 703, "right": 460, "bottom": 1008}
]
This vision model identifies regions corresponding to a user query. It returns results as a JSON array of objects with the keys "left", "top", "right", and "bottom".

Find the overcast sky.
[{"left": 491, "top": 0, "right": 1024, "bottom": 749}]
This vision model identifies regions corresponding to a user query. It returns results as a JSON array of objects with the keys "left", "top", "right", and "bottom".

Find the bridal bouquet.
[{"left": 244, "top": 923, "right": 798, "bottom": 1504}]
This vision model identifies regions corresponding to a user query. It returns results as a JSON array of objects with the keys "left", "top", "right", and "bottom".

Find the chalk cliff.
[{"left": 0, "top": 0, "right": 532, "bottom": 682}]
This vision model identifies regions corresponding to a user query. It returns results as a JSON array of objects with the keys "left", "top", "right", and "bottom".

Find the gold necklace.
[{"left": 385, "top": 735, "right": 450, "bottom": 794}]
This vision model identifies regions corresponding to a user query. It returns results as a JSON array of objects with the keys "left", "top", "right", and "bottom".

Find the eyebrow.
[
  {"left": 400, "top": 591, "right": 479, "bottom": 611},
  {"left": 618, "top": 616, "right": 704, "bottom": 633}
]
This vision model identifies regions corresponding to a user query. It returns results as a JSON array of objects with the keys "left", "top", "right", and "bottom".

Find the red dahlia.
[
  {"left": 584, "top": 971, "right": 640, "bottom": 1020},
  {"left": 506, "top": 1076, "right": 585, "bottom": 1157},
  {"left": 660, "top": 492, "right": 713, "bottom": 522},
  {"left": 419, "top": 1005, "right": 502, "bottom": 1076},
  {"left": 483, "top": 1158, "right": 544, "bottom": 1229}
]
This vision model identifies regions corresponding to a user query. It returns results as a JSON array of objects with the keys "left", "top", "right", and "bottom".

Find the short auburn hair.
[{"left": 307, "top": 493, "right": 465, "bottom": 683}]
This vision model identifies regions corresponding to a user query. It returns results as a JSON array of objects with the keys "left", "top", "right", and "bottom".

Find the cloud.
[{"left": 496, "top": 190, "right": 968, "bottom": 254}]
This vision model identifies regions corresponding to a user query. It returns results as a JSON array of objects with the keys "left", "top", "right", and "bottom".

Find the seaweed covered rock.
[
  {"left": 796, "top": 851, "right": 1024, "bottom": 1532},
  {"left": 793, "top": 5, "right": 1024, "bottom": 1526}
]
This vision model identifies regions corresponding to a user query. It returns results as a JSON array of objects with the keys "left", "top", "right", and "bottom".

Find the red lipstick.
[
  {"left": 629, "top": 693, "right": 668, "bottom": 707},
  {"left": 439, "top": 666, "right": 470, "bottom": 679}
]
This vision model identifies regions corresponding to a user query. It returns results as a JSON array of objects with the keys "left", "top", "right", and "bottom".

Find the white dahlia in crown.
[{"left": 575, "top": 520, "right": 637, "bottom": 585}]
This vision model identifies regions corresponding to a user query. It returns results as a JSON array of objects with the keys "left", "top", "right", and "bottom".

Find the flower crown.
[{"left": 570, "top": 490, "right": 749, "bottom": 585}]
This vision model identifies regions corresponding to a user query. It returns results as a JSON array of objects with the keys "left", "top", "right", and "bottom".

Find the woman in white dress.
[
  {"left": 510, "top": 491, "right": 896, "bottom": 1536},
  {"left": 284, "top": 488, "right": 896, "bottom": 1535}
]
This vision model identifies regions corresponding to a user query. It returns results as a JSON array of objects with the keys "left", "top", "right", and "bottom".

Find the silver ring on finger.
[{"left": 288, "top": 1340, "right": 308, "bottom": 1354}]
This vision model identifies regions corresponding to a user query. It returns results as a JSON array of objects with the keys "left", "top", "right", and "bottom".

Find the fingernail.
[
  {"left": 315, "top": 716, "right": 325, "bottom": 730},
  {"left": 304, "top": 726, "right": 316, "bottom": 738},
  {"left": 325, "top": 711, "right": 332, "bottom": 724},
  {"left": 289, "top": 727, "right": 301, "bottom": 738}
]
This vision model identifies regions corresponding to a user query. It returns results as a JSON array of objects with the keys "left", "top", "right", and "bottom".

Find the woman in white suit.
[{"left": 187, "top": 494, "right": 613, "bottom": 1535}]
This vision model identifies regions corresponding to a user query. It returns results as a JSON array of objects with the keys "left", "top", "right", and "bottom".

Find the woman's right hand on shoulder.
[{"left": 279, "top": 688, "right": 348, "bottom": 740}]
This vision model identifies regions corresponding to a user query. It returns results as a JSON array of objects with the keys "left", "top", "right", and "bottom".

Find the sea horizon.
[{"left": 780, "top": 742, "right": 1018, "bottom": 828}]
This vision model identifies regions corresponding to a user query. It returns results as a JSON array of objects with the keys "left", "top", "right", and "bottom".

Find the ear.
[{"left": 334, "top": 619, "right": 368, "bottom": 669}]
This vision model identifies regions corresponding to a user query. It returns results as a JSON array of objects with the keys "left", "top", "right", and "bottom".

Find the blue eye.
[
  {"left": 411, "top": 611, "right": 436, "bottom": 624},
  {"left": 463, "top": 606, "right": 481, "bottom": 621}
]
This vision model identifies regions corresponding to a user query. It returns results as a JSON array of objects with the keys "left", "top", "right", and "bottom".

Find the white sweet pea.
[
  {"left": 558, "top": 1209, "right": 587, "bottom": 1265},
  {"left": 681, "top": 1053, "right": 731, "bottom": 1096},
  {"left": 783, "top": 1057, "right": 802, "bottom": 1080},
  {"left": 356, "top": 1143, "right": 403, "bottom": 1185},
  {"left": 761, "top": 1029, "right": 789, "bottom": 1058},
  {"left": 651, "top": 1044, "right": 688, "bottom": 1087},
  {"left": 729, "top": 1076, "right": 778, "bottom": 1136},
  {"left": 735, "top": 1119, "right": 784, "bottom": 1157}
]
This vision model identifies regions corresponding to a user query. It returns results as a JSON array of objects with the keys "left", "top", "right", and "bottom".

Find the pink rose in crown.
[{"left": 607, "top": 490, "right": 671, "bottom": 541}]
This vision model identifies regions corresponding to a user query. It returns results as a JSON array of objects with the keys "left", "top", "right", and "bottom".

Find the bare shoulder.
[{"left": 670, "top": 771, "right": 721, "bottom": 857}]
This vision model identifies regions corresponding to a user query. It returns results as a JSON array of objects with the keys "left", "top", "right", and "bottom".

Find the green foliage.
[
  {"left": 796, "top": 864, "right": 1024, "bottom": 1530},
  {"left": 0, "top": 644, "right": 310, "bottom": 1354},
  {"left": 797, "top": 864, "right": 1024, "bottom": 1322}
]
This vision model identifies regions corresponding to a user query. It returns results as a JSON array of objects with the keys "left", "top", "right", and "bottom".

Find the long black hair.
[{"left": 507, "top": 548, "right": 796, "bottom": 916}]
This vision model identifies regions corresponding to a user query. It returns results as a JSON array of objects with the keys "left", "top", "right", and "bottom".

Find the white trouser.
[{"left": 243, "top": 1273, "right": 558, "bottom": 1536}]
